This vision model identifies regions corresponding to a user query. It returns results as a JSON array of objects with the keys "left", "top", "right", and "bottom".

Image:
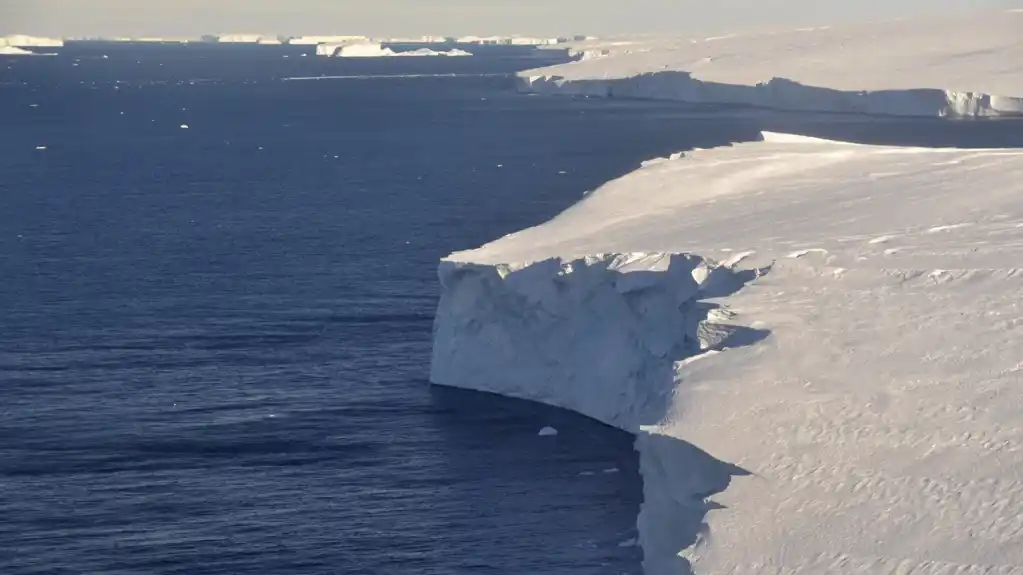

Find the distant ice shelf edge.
[{"left": 515, "top": 72, "right": 1023, "bottom": 117}]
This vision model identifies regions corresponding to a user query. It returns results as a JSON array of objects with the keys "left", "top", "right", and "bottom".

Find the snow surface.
[
  {"left": 518, "top": 11, "right": 1023, "bottom": 117},
  {"left": 431, "top": 131, "right": 1023, "bottom": 573}
]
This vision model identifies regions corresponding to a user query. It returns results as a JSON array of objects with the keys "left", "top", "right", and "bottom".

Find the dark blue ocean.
[
  {"left": 3, "top": 42, "right": 1023, "bottom": 575},
  {"left": 0, "top": 42, "right": 726, "bottom": 575}
]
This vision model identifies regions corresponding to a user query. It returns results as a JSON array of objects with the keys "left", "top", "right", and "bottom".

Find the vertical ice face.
[
  {"left": 430, "top": 252, "right": 769, "bottom": 573},
  {"left": 432, "top": 253, "right": 761, "bottom": 429}
]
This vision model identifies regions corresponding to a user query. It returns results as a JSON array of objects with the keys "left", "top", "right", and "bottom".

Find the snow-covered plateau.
[
  {"left": 432, "top": 129, "right": 1023, "bottom": 573},
  {"left": 518, "top": 11, "right": 1023, "bottom": 117}
]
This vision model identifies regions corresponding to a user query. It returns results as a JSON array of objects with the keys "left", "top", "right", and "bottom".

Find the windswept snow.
[
  {"left": 431, "top": 131, "right": 1023, "bottom": 574},
  {"left": 518, "top": 11, "right": 1023, "bottom": 117}
]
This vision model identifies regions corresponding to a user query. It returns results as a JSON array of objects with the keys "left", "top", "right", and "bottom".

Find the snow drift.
[
  {"left": 431, "top": 130, "right": 1023, "bottom": 573},
  {"left": 518, "top": 11, "right": 1023, "bottom": 117}
]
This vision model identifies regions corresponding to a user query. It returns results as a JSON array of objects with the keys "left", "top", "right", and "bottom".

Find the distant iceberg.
[
  {"left": 0, "top": 38, "right": 58, "bottom": 56},
  {"left": 1, "top": 34, "right": 63, "bottom": 47},
  {"left": 456, "top": 35, "right": 564, "bottom": 45},
  {"left": 399, "top": 47, "right": 472, "bottom": 57},
  {"left": 319, "top": 42, "right": 472, "bottom": 58},
  {"left": 214, "top": 34, "right": 281, "bottom": 44},
  {"left": 289, "top": 35, "right": 369, "bottom": 46},
  {"left": 0, "top": 45, "right": 36, "bottom": 56}
]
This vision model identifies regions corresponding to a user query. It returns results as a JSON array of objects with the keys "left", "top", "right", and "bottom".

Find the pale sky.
[{"left": 4, "top": 0, "right": 1021, "bottom": 38}]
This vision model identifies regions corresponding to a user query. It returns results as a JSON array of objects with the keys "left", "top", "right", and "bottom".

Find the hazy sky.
[{"left": 5, "top": 0, "right": 1020, "bottom": 38}]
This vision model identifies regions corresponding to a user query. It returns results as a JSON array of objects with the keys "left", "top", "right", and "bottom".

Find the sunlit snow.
[{"left": 431, "top": 10, "right": 1023, "bottom": 574}]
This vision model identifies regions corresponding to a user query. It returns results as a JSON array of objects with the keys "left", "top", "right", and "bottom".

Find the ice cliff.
[
  {"left": 431, "top": 130, "right": 1023, "bottom": 573},
  {"left": 517, "top": 11, "right": 1023, "bottom": 117},
  {"left": 432, "top": 253, "right": 763, "bottom": 430}
]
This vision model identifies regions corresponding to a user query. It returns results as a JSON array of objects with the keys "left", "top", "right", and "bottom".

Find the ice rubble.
[
  {"left": 518, "top": 11, "right": 1023, "bottom": 117},
  {"left": 431, "top": 132, "right": 1023, "bottom": 574}
]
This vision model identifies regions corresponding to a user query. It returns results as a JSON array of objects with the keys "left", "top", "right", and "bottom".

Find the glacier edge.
[
  {"left": 516, "top": 72, "right": 1023, "bottom": 118},
  {"left": 430, "top": 252, "right": 769, "bottom": 573}
]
